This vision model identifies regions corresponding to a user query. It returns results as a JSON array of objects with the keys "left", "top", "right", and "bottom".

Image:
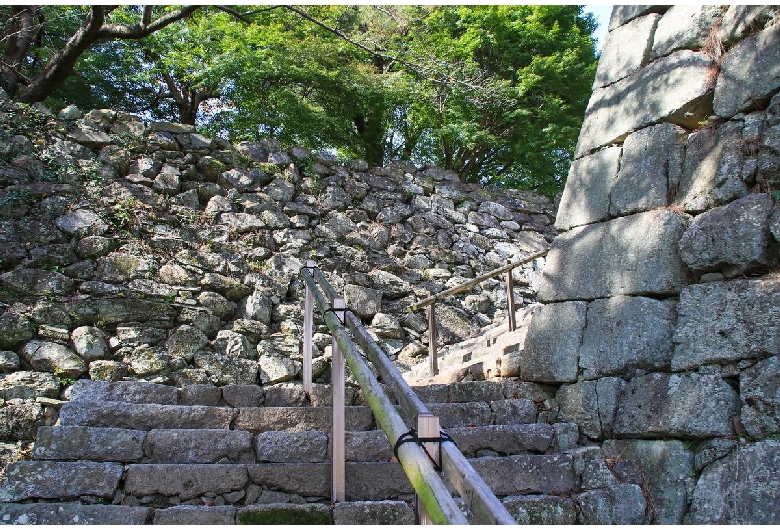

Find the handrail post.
[
  {"left": 303, "top": 260, "right": 315, "bottom": 394},
  {"left": 427, "top": 305, "right": 438, "bottom": 377},
  {"left": 506, "top": 259, "right": 516, "bottom": 332},
  {"left": 331, "top": 297, "right": 346, "bottom": 503},
  {"left": 417, "top": 413, "right": 441, "bottom": 525}
]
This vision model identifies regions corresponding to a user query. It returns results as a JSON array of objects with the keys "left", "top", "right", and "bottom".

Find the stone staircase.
[
  {"left": 405, "top": 305, "right": 538, "bottom": 386},
  {"left": 0, "top": 377, "right": 582, "bottom": 525}
]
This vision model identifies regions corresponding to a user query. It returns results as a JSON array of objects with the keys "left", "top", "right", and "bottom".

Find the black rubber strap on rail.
[
  {"left": 323, "top": 306, "right": 355, "bottom": 324},
  {"left": 393, "top": 428, "right": 456, "bottom": 472},
  {"left": 299, "top": 265, "right": 319, "bottom": 276}
]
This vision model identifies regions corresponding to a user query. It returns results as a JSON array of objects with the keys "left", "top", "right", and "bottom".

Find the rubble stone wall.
[
  {"left": 0, "top": 90, "right": 555, "bottom": 465},
  {"left": 525, "top": 5, "right": 780, "bottom": 524}
]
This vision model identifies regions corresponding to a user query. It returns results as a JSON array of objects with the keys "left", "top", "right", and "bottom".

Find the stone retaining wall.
[
  {"left": 524, "top": 5, "right": 780, "bottom": 524},
  {"left": 0, "top": 88, "right": 556, "bottom": 464}
]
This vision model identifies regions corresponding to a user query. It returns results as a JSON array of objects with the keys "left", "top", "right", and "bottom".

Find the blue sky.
[{"left": 583, "top": 4, "right": 613, "bottom": 52}]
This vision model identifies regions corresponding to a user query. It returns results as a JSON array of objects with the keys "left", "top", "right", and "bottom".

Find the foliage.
[{"left": 0, "top": 5, "right": 598, "bottom": 195}]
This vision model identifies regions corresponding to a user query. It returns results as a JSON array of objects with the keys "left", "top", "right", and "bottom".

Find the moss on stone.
[{"left": 237, "top": 504, "right": 331, "bottom": 525}]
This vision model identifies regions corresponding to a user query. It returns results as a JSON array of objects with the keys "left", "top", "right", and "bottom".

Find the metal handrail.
[
  {"left": 406, "top": 249, "right": 547, "bottom": 377},
  {"left": 301, "top": 263, "right": 517, "bottom": 525},
  {"left": 407, "top": 249, "right": 548, "bottom": 313}
]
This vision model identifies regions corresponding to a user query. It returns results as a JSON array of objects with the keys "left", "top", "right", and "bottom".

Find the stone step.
[
  {"left": 58, "top": 400, "right": 376, "bottom": 433},
  {"left": 0, "top": 500, "right": 416, "bottom": 525},
  {"left": 0, "top": 503, "right": 152, "bottom": 525},
  {"left": 30, "top": 422, "right": 567, "bottom": 466},
  {"left": 0, "top": 456, "right": 577, "bottom": 506}
]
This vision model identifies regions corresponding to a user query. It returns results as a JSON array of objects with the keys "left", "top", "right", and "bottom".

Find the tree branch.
[{"left": 98, "top": 5, "right": 199, "bottom": 39}]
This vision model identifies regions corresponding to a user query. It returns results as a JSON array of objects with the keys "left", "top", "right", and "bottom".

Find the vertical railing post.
[
  {"left": 303, "top": 260, "right": 315, "bottom": 394},
  {"left": 506, "top": 259, "right": 516, "bottom": 332},
  {"left": 427, "top": 305, "right": 438, "bottom": 377},
  {"left": 417, "top": 412, "right": 441, "bottom": 525},
  {"left": 331, "top": 297, "right": 346, "bottom": 503}
]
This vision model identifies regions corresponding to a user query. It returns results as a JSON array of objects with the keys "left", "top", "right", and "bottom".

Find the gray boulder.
[
  {"left": 672, "top": 279, "right": 780, "bottom": 371},
  {"left": 214, "top": 330, "right": 254, "bottom": 360},
  {"left": 54, "top": 209, "right": 108, "bottom": 238},
  {"left": 610, "top": 123, "right": 686, "bottom": 216},
  {"left": 687, "top": 440, "right": 780, "bottom": 524},
  {"left": 555, "top": 146, "right": 621, "bottom": 231},
  {"left": 21, "top": 340, "right": 86, "bottom": 378},
  {"left": 714, "top": 22, "right": 780, "bottom": 118},
  {"left": 165, "top": 325, "right": 209, "bottom": 362},
  {"left": 539, "top": 210, "right": 691, "bottom": 302},
  {"left": 579, "top": 296, "right": 677, "bottom": 379},
  {"left": 575, "top": 485, "right": 648, "bottom": 524},
  {"left": 602, "top": 439, "right": 693, "bottom": 524},
  {"left": 70, "top": 326, "right": 108, "bottom": 363},
  {"left": 557, "top": 378, "right": 623, "bottom": 440},
  {"left": 678, "top": 193, "right": 778, "bottom": 278},
  {"left": 594, "top": 14, "right": 660, "bottom": 88},
  {"left": 651, "top": 5, "right": 726, "bottom": 58},
  {"left": 522, "top": 301, "right": 587, "bottom": 383},
  {"left": 740, "top": 356, "right": 780, "bottom": 439},
  {"left": 614, "top": 372, "right": 740, "bottom": 438},
  {"left": 0, "top": 371, "right": 60, "bottom": 400},
  {"left": 576, "top": 50, "right": 716, "bottom": 157}
]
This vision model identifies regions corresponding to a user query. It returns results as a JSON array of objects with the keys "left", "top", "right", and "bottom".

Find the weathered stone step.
[
  {"left": 30, "top": 422, "right": 565, "bottom": 467},
  {"left": 0, "top": 500, "right": 416, "bottom": 525},
  {"left": 0, "top": 455, "right": 576, "bottom": 506},
  {"left": 0, "top": 461, "right": 123, "bottom": 502},
  {"left": 58, "top": 401, "right": 235, "bottom": 430},
  {"left": 58, "top": 401, "right": 375, "bottom": 433},
  {"left": 411, "top": 379, "right": 555, "bottom": 404},
  {"left": 0, "top": 503, "right": 151, "bottom": 525}
]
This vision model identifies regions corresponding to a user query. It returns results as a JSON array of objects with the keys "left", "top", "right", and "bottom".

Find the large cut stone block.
[
  {"left": 471, "top": 454, "right": 576, "bottom": 496},
  {"left": 714, "top": 22, "right": 780, "bottom": 118},
  {"left": 502, "top": 495, "right": 577, "bottom": 525},
  {"left": 718, "top": 6, "right": 780, "bottom": 47},
  {"left": 540, "top": 211, "right": 691, "bottom": 302},
  {"left": 448, "top": 424, "right": 554, "bottom": 456},
  {"left": 609, "top": 6, "right": 666, "bottom": 31},
  {"left": 0, "top": 504, "right": 150, "bottom": 525},
  {"left": 579, "top": 296, "right": 677, "bottom": 379},
  {"left": 610, "top": 123, "right": 686, "bottom": 217},
  {"left": 555, "top": 147, "right": 621, "bottom": 231},
  {"left": 673, "top": 120, "right": 748, "bottom": 213},
  {"left": 333, "top": 500, "right": 415, "bottom": 525},
  {"left": 613, "top": 372, "right": 740, "bottom": 438},
  {"left": 247, "top": 463, "right": 330, "bottom": 497},
  {"left": 154, "top": 506, "right": 236, "bottom": 525},
  {"left": 124, "top": 464, "right": 248, "bottom": 501},
  {"left": 672, "top": 279, "right": 780, "bottom": 371},
  {"left": 602, "top": 440, "right": 694, "bottom": 524},
  {"left": 32, "top": 426, "right": 145, "bottom": 462},
  {"left": 740, "top": 356, "right": 780, "bottom": 439},
  {"left": 678, "top": 194, "right": 778, "bottom": 278},
  {"left": 575, "top": 485, "right": 648, "bottom": 524},
  {"left": 651, "top": 5, "right": 727, "bottom": 59},
  {"left": 0, "top": 461, "right": 122, "bottom": 502},
  {"left": 235, "top": 406, "right": 374, "bottom": 434},
  {"left": 58, "top": 401, "right": 234, "bottom": 430},
  {"left": 70, "top": 379, "right": 178, "bottom": 404},
  {"left": 522, "top": 301, "right": 587, "bottom": 383},
  {"left": 254, "top": 431, "right": 328, "bottom": 463},
  {"left": 594, "top": 14, "right": 660, "bottom": 88},
  {"left": 576, "top": 50, "right": 716, "bottom": 158},
  {"left": 145, "top": 428, "right": 254, "bottom": 463},
  {"left": 687, "top": 440, "right": 780, "bottom": 524},
  {"left": 557, "top": 378, "right": 624, "bottom": 440}
]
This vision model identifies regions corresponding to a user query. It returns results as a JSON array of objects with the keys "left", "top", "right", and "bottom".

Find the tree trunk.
[
  {"left": 14, "top": 5, "right": 199, "bottom": 104},
  {"left": 354, "top": 113, "right": 385, "bottom": 167},
  {"left": 2, "top": 6, "right": 40, "bottom": 98}
]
